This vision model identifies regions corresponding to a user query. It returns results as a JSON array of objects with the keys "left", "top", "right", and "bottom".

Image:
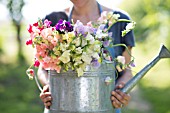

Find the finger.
[
  {"left": 43, "top": 96, "right": 52, "bottom": 103},
  {"left": 111, "top": 96, "right": 122, "bottom": 108},
  {"left": 40, "top": 92, "right": 51, "bottom": 100},
  {"left": 115, "top": 90, "right": 131, "bottom": 106},
  {"left": 112, "top": 90, "right": 126, "bottom": 105},
  {"left": 44, "top": 101, "right": 52, "bottom": 109},
  {"left": 111, "top": 91, "right": 124, "bottom": 108},
  {"left": 117, "top": 90, "right": 131, "bottom": 101}
]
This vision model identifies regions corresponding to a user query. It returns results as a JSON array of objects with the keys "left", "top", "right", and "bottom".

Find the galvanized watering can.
[
  {"left": 34, "top": 44, "right": 170, "bottom": 113},
  {"left": 48, "top": 62, "right": 115, "bottom": 113}
]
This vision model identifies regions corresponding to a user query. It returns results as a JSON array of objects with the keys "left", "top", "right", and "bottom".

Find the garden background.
[{"left": 0, "top": 0, "right": 170, "bottom": 113}]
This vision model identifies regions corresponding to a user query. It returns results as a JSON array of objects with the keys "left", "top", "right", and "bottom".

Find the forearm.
[{"left": 116, "top": 69, "right": 133, "bottom": 85}]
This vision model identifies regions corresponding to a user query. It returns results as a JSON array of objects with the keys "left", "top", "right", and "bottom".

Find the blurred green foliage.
[
  {"left": 120, "top": 0, "right": 170, "bottom": 113},
  {"left": 0, "top": 61, "right": 44, "bottom": 113},
  {"left": 120, "top": 0, "right": 170, "bottom": 44}
]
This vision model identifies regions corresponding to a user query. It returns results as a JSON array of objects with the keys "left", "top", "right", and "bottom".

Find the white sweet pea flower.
[
  {"left": 73, "top": 56, "right": 82, "bottom": 62},
  {"left": 75, "top": 47, "right": 83, "bottom": 54},
  {"left": 60, "top": 43, "right": 69, "bottom": 52},
  {"left": 77, "top": 67, "right": 84, "bottom": 77},
  {"left": 117, "top": 56, "right": 125, "bottom": 64},
  {"left": 74, "top": 60, "right": 83, "bottom": 66},
  {"left": 96, "top": 29, "right": 103, "bottom": 39},
  {"left": 112, "top": 14, "right": 120, "bottom": 20},
  {"left": 62, "top": 34, "right": 69, "bottom": 40},
  {"left": 59, "top": 50, "right": 71, "bottom": 64},
  {"left": 81, "top": 38, "right": 87, "bottom": 47},
  {"left": 106, "top": 11, "right": 113, "bottom": 19},
  {"left": 93, "top": 44, "right": 101, "bottom": 52},
  {"left": 81, "top": 52, "right": 92, "bottom": 64},
  {"left": 86, "top": 32, "right": 95, "bottom": 44},
  {"left": 122, "top": 22, "right": 136, "bottom": 37},
  {"left": 72, "top": 37, "right": 81, "bottom": 47},
  {"left": 126, "top": 22, "right": 136, "bottom": 30},
  {"left": 85, "top": 47, "right": 93, "bottom": 54},
  {"left": 92, "top": 52, "right": 100, "bottom": 59}
]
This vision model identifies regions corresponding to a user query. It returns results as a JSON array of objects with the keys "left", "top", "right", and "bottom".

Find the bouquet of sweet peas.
[{"left": 26, "top": 11, "right": 135, "bottom": 79}]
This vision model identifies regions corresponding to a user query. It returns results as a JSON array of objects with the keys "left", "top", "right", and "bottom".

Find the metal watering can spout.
[{"left": 120, "top": 44, "right": 170, "bottom": 94}]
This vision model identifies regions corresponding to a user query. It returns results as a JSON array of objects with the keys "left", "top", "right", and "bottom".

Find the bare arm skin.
[{"left": 37, "top": 65, "right": 49, "bottom": 86}]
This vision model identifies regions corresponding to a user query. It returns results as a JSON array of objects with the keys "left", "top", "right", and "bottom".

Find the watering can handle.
[{"left": 34, "top": 73, "right": 43, "bottom": 92}]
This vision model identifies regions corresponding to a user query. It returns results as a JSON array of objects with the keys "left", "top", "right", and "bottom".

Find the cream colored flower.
[
  {"left": 106, "top": 11, "right": 113, "bottom": 19},
  {"left": 77, "top": 68, "right": 84, "bottom": 77},
  {"left": 60, "top": 43, "right": 69, "bottom": 51},
  {"left": 86, "top": 32, "right": 95, "bottom": 44},
  {"left": 126, "top": 22, "right": 136, "bottom": 30},
  {"left": 75, "top": 47, "right": 83, "bottom": 54},
  {"left": 92, "top": 52, "right": 100, "bottom": 59},
  {"left": 59, "top": 50, "right": 70, "bottom": 64},
  {"left": 81, "top": 52, "right": 92, "bottom": 64},
  {"left": 72, "top": 37, "right": 81, "bottom": 47}
]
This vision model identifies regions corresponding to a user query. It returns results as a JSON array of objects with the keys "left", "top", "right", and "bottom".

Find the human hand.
[
  {"left": 111, "top": 82, "right": 131, "bottom": 108},
  {"left": 39, "top": 85, "right": 52, "bottom": 109}
]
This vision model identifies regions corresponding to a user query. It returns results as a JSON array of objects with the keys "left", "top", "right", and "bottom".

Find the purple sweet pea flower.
[
  {"left": 130, "top": 61, "right": 136, "bottom": 67},
  {"left": 91, "top": 59, "right": 101, "bottom": 68},
  {"left": 65, "top": 21, "right": 73, "bottom": 32},
  {"left": 55, "top": 19, "right": 73, "bottom": 34},
  {"left": 103, "top": 49, "right": 109, "bottom": 54},
  {"left": 103, "top": 40, "right": 110, "bottom": 47}
]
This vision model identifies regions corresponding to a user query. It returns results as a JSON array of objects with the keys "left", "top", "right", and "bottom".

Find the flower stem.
[
  {"left": 105, "top": 19, "right": 133, "bottom": 32},
  {"left": 112, "top": 44, "right": 135, "bottom": 63}
]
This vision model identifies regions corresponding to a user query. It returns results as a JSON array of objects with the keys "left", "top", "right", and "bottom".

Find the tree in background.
[{"left": 0, "top": 0, "right": 25, "bottom": 61}]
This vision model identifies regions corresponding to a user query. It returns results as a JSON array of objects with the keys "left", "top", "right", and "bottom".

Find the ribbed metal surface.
[{"left": 49, "top": 63, "right": 115, "bottom": 113}]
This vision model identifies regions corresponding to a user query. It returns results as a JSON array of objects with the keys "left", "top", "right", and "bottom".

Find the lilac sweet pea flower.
[
  {"left": 130, "top": 61, "right": 136, "bottom": 67},
  {"left": 99, "top": 24, "right": 105, "bottom": 30},
  {"left": 91, "top": 59, "right": 101, "bottom": 68},
  {"left": 103, "top": 40, "right": 110, "bottom": 47},
  {"left": 88, "top": 27, "right": 97, "bottom": 34},
  {"left": 74, "top": 20, "right": 87, "bottom": 36}
]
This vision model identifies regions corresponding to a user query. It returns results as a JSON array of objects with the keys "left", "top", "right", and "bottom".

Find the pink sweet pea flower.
[
  {"left": 26, "top": 69, "right": 34, "bottom": 80},
  {"left": 29, "top": 69, "right": 34, "bottom": 76},
  {"left": 28, "top": 25, "right": 33, "bottom": 33},
  {"left": 34, "top": 60, "right": 40, "bottom": 67},
  {"left": 33, "top": 22, "right": 38, "bottom": 27},
  {"left": 44, "top": 19, "right": 52, "bottom": 27},
  {"left": 26, "top": 39, "right": 32, "bottom": 45}
]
